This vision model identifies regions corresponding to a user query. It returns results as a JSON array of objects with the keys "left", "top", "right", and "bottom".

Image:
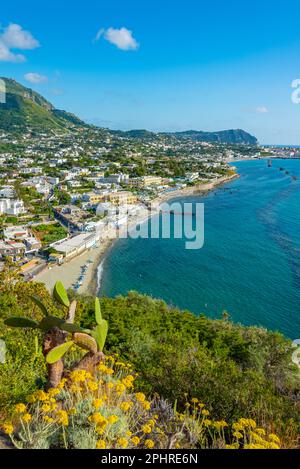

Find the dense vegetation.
[
  {"left": 0, "top": 78, "right": 86, "bottom": 132},
  {"left": 0, "top": 274, "right": 299, "bottom": 447},
  {"left": 32, "top": 223, "right": 67, "bottom": 246}
]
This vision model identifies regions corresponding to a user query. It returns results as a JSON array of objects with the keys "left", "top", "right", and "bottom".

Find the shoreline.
[{"left": 34, "top": 173, "right": 238, "bottom": 296}]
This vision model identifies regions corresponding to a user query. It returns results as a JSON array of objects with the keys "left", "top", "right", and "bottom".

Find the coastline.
[{"left": 34, "top": 173, "right": 238, "bottom": 296}]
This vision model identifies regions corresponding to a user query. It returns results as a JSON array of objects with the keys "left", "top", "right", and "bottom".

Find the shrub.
[{"left": 1, "top": 356, "right": 281, "bottom": 449}]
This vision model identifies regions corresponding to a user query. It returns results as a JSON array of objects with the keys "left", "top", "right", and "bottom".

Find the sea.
[{"left": 99, "top": 159, "right": 300, "bottom": 339}]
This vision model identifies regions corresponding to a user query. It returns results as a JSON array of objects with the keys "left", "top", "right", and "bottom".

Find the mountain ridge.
[
  {"left": 0, "top": 77, "right": 86, "bottom": 132},
  {"left": 0, "top": 77, "right": 258, "bottom": 144}
]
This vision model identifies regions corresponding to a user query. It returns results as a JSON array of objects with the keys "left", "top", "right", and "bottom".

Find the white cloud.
[
  {"left": 95, "top": 27, "right": 139, "bottom": 51},
  {"left": 0, "top": 40, "right": 25, "bottom": 62},
  {"left": 256, "top": 106, "right": 269, "bottom": 113},
  {"left": 1, "top": 23, "right": 40, "bottom": 50},
  {"left": 24, "top": 72, "right": 48, "bottom": 84},
  {"left": 0, "top": 23, "right": 40, "bottom": 62}
]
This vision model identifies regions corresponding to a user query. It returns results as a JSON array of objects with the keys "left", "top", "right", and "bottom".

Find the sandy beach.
[
  {"left": 34, "top": 174, "right": 238, "bottom": 296},
  {"left": 35, "top": 238, "right": 114, "bottom": 296}
]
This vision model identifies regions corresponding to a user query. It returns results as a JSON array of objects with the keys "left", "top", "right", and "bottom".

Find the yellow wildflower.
[
  {"left": 87, "top": 380, "right": 98, "bottom": 392},
  {"left": 70, "top": 370, "right": 88, "bottom": 383},
  {"left": 89, "top": 413, "right": 108, "bottom": 428},
  {"left": 142, "top": 401, "right": 151, "bottom": 411},
  {"left": 135, "top": 392, "right": 146, "bottom": 403},
  {"left": 2, "top": 423, "right": 14, "bottom": 435},
  {"left": 68, "top": 408, "right": 77, "bottom": 415},
  {"left": 115, "top": 383, "right": 126, "bottom": 394},
  {"left": 107, "top": 415, "right": 119, "bottom": 425},
  {"left": 233, "top": 431, "right": 243, "bottom": 439},
  {"left": 191, "top": 398, "right": 198, "bottom": 403},
  {"left": 203, "top": 419, "right": 212, "bottom": 426},
  {"left": 120, "top": 401, "right": 132, "bottom": 412},
  {"left": 202, "top": 409, "right": 210, "bottom": 416},
  {"left": 43, "top": 416, "right": 54, "bottom": 424},
  {"left": 126, "top": 431, "right": 132, "bottom": 437},
  {"left": 131, "top": 436, "right": 140, "bottom": 446},
  {"left": 98, "top": 364, "right": 108, "bottom": 373},
  {"left": 255, "top": 428, "right": 266, "bottom": 436},
  {"left": 122, "top": 376, "right": 135, "bottom": 388},
  {"left": 142, "top": 424, "right": 152, "bottom": 434},
  {"left": 244, "top": 443, "right": 266, "bottom": 449},
  {"left": 118, "top": 438, "right": 128, "bottom": 448},
  {"left": 145, "top": 439, "right": 155, "bottom": 449},
  {"left": 213, "top": 420, "right": 228, "bottom": 430},
  {"left": 58, "top": 378, "right": 67, "bottom": 389},
  {"left": 267, "top": 442, "right": 280, "bottom": 449},
  {"left": 41, "top": 403, "right": 51, "bottom": 413},
  {"left": 22, "top": 413, "right": 32, "bottom": 423},
  {"left": 248, "top": 419, "right": 257, "bottom": 429},
  {"left": 96, "top": 439, "right": 106, "bottom": 449},
  {"left": 56, "top": 410, "right": 69, "bottom": 426},
  {"left": 35, "top": 390, "right": 48, "bottom": 402},
  {"left": 15, "top": 403, "right": 26, "bottom": 414},
  {"left": 96, "top": 427, "right": 105, "bottom": 435},
  {"left": 147, "top": 419, "right": 156, "bottom": 427},
  {"left": 269, "top": 434, "right": 280, "bottom": 444},
  {"left": 48, "top": 388, "right": 60, "bottom": 398},
  {"left": 232, "top": 422, "right": 243, "bottom": 432},
  {"left": 93, "top": 399, "right": 103, "bottom": 409}
]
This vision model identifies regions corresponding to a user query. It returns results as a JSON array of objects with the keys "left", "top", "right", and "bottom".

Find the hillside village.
[
  {"left": 0, "top": 78, "right": 291, "bottom": 284},
  {"left": 0, "top": 124, "right": 260, "bottom": 280}
]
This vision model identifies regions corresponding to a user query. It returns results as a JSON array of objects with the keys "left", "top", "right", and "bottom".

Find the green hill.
[
  {"left": 165, "top": 129, "right": 258, "bottom": 145},
  {"left": 0, "top": 78, "right": 86, "bottom": 133},
  {"left": 0, "top": 77, "right": 258, "bottom": 144},
  {"left": 113, "top": 128, "right": 258, "bottom": 145}
]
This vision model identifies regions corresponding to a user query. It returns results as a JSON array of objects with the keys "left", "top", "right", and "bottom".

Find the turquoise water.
[{"left": 100, "top": 159, "right": 300, "bottom": 338}]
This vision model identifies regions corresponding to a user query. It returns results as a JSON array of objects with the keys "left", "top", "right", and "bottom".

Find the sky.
[{"left": 1, "top": 0, "right": 300, "bottom": 144}]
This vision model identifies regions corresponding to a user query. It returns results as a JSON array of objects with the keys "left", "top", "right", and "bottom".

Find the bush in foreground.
[{"left": 2, "top": 356, "right": 281, "bottom": 449}]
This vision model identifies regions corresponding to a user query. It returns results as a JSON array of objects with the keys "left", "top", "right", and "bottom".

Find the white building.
[
  {"left": 0, "top": 186, "right": 15, "bottom": 198},
  {"left": 0, "top": 199, "right": 26, "bottom": 216},
  {"left": 100, "top": 174, "right": 129, "bottom": 185},
  {"left": 51, "top": 233, "right": 98, "bottom": 260}
]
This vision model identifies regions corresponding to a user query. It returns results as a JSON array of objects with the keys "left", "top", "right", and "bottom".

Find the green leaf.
[
  {"left": 92, "top": 320, "right": 108, "bottom": 352},
  {"left": 95, "top": 297, "right": 102, "bottom": 325},
  {"left": 29, "top": 295, "right": 49, "bottom": 317},
  {"left": 38, "top": 316, "right": 65, "bottom": 331},
  {"left": 73, "top": 333, "right": 98, "bottom": 353},
  {"left": 53, "top": 281, "right": 70, "bottom": 307},
  {"left": 46, "top": 341, "right": 74, "bottom": 364},
  {"left": 60, "top": 322, "right": 83, "bottom": 334},
  {"left": 4, "top": 317, "right": 39, "bottom": 328}
]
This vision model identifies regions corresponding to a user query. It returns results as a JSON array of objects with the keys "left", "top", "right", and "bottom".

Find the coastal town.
[{"left": 1, "top": 119, "right": 297, "bottom": 293}]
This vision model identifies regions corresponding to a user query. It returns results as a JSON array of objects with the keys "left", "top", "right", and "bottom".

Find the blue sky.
[{"left": 1, "top": 0, "right": 300, "bottom": 144}]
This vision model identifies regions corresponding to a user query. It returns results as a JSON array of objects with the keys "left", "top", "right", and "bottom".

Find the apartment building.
[{"left": 0, "top": 199, "right": 26, "bottom": 216}]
